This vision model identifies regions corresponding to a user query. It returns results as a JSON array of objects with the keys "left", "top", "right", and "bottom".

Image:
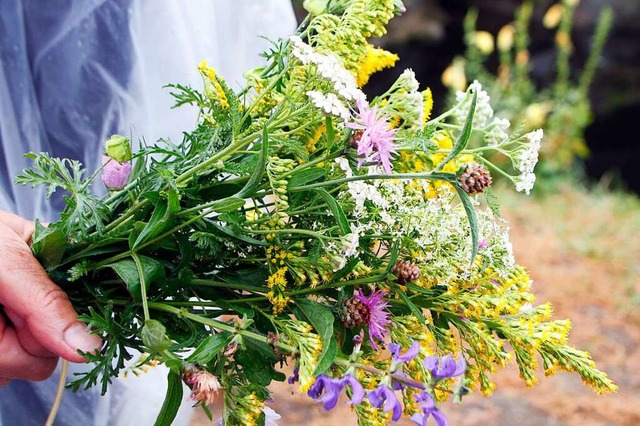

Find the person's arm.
[{"left": 0, "top": 211, "right": 101, "bottom": 386}]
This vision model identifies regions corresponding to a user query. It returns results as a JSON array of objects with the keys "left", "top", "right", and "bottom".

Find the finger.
[
  {"left": 0, "top": 314, "right": 58, "bottom": 381},
  {"left": 0, "top": 211, "right": 35, "bottom": 244},
  {"left": 0, "top": 223, "right": 102, "bottom": 362},
  {"left": 4, "top": 308, "right": 57, "bottom": 358}
]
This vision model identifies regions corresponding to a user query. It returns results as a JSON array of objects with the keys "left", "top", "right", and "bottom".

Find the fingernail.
[{"left": 64, "top": 323, "right": 102, "bottom": 354}]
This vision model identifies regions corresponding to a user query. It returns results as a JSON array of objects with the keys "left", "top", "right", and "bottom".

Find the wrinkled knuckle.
[{"left": 38, "top": 287, "right": 69, "bottom": 312}]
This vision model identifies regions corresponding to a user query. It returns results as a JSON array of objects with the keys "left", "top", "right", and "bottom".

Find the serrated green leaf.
[
  {"left": 187, "top": 332, "right": 233, "bottom": 364},
  {"left": 454, "top": 185, "right": 480, "bottom": 265},
  {"left": 296, "top": 298, "right": 337, "bottom": 375},
  {"left": 434, "top": 89, "right": 477, "bottom": 172},
  {"left": 154, "top": 370, "right": 183, "bottom": 426},
  {"left": 483, "top": 187, "right": 502, "bottom": 217},
  {"left": 313, "top": 188, "right": 351, "bottom": 235}
]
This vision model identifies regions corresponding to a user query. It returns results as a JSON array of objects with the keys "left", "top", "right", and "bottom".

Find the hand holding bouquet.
[{"left": 18, "top": 1, "right": 615, "bottom": 425}]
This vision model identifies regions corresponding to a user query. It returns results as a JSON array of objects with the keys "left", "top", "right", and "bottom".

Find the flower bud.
[
  {"left": 105, "top": 135, "right": 132, "bottom": 163},
  {"left": 101, "top": 156, "right": 132, "bottom": 190},
  {"left": 303, "top": 0, "right": 328, "bottom": 15},
  {"left": 141, "top": 319, "right": 172, "bottom": 352}
]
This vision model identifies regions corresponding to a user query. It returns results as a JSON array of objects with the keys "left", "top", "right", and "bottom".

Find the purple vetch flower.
[
  {"left": 409, "top": 392, "right": 449, "bottom": 426},
  {"left": 354, "top": 288, "right": 391, "bottom": 349},
  {"left": 424, "top": 355, "right": 466, "bottom": 381},
  {"left": 390, "top": 340, "right": 421, "bottom": 364},
  {"left": 478, "top": 239, "right": 489, "bottom": 249},
  {"left": 288, "top": 366, "right": 299, "bottom": 385},
  {"left": 346, "top": 99, "right": 398, "bottom": 174},
  {"left": 307, "top": 373, "right": 364, "bottom": 410},
  {"left": 367, "top": 383, "right": 403, "bottom": 421},
  {"left": 101, "top": 156, "right": 131, "bottom": 190}
]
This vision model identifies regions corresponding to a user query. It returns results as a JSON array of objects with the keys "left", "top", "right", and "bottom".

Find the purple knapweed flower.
[
  {"left": 307, "top": 373, "right": 364, "bottom": 410},
  {"left": 410, "top": 391, "right": 449, "bottom": 426},
  {"left": 346, "top": 99, "right": 398, "bottom": 174},
  {"left": 367, "top": 383, "right": 403, "bottom": 421},
  {"left": 101, "top": 156, "right": 131, "bottom": 190},
  {"left": 424, "top": 355, "right": 466, "bottom": 381},
  {"left": 390, "top": 340, "right": 421, "bottom": 364},
  {"left": 355, "top": 288, "right": 391, "bottom": 349}
]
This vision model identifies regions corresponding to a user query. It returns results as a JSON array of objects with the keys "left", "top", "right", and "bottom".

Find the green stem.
[
  {"left": 132, "top": 253, "right": 150, "bottom": 321},
  {"left": 290, "top": 172, "right": 454, "bottom": 192}
]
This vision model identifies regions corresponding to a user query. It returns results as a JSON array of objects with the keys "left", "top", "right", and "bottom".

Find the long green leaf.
[
  {"left": 434, "top": 89, "right": 477, "bottom": 172},
  {"left": 154, "top": 370, "right": 184, "bottom": 426},
  {"left": 314, "top": 188, "right": 351, "bottom": 235},
  {"left": 132, "top": 188, "right": 179, "bottom": 249},
  {"left": 187, "top": 332, "right": 233, "bottom": 364},
  {"left": 454, "top": 184, "right": 480, "bottom": 265},
  {"left": 236, "top": 127, "right": 269, "bottom": 198},
  {"left": 390, "top": 283, "right": 427, "bottom": 324},
  {"left": 296, "top": 298, "right": 337, "bottom": 375}
]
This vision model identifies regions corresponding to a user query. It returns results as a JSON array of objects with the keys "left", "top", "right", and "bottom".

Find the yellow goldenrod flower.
[
  {"left": 356, "top": 44, "right": 399, "bottom": 87},
  {"left": 421, "top": 88, "right": 433, "bottom": 124}
]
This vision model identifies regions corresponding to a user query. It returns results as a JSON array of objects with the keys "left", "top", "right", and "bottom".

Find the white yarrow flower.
[
  {"left": 454, "top": 80, "right": 494, "bottom": 128},
  {"left": 515, "top": 128, "right": 543, "bottom": 174},
  {"left": 306, "top": 91, "right": 350, "bottom": 120},
  {"left": 515, "top": 172, "right": 536, "bottom": 195},
  {"left": 485, "top": 117, "right": 511, "bottom": 146}
]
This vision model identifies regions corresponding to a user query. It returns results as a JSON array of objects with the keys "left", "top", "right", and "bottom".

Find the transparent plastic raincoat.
[{"left": 0, "top": 1, "right": 295, "bottom": 424}]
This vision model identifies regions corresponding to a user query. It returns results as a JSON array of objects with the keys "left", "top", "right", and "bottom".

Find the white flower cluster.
[
  {"left": 306, "top": 90, "right": 351, "bottom": 120},
  {"left": 484, "top": 117, "right": 511, "bottom": 146},
  {"left": 454, "top": 80, "right": 514, "bottom": 146},
  {"left": 378, "top": 69, "right": 424, "bottom": 128},
  {"left": 454, "top": 80, "right": 494, "bottom": 128},
  {"left": 332, "top": 158, "right": 516, "bottom": 283},
  {"left": 514, "top": 129, "right": 543, "bottom": 195},
  {"left": 290, "top": 36, "right": 365, "bottom": 102}
]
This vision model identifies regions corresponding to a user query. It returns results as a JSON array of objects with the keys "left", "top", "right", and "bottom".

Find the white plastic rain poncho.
[{"left": 0, "top": 1, "right": 296, "bottom": 425}]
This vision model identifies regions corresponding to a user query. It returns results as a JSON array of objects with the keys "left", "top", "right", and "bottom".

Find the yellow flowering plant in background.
[
  {"left": 17, "top": 1, "right": 615, "bottom": 425},
  {"left": 443, "top": 0, "right": 613, "bottom": 184}
]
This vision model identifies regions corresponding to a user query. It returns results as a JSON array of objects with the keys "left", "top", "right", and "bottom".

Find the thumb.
[{"left": 0, "top": 215, "right": 101, "bottom": 362}]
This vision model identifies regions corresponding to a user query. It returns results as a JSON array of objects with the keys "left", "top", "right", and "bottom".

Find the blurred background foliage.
[{"left": 292, "top": 0, "right": 640, "bottom": 194}]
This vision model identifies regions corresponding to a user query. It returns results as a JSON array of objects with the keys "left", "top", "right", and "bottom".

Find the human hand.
[{"left": 0, "top": 211, "right": 102, "bottom": 386}]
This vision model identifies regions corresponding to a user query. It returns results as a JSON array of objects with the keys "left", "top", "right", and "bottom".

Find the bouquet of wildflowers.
[{"left": 18, "top": 1, "right": 616, "bottom": 425}]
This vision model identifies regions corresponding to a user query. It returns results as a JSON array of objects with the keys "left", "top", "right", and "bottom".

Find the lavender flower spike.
[
  {"left": 307, "top": 374, "right": 344, "bottom": 410},
  {"left": 410, "top": 392, "right": 449, "bottom": 426},
  {"left": 390, "top": 340, "right": 421, "bottom": 364},
  {"left": 424, "top": 355, "right": 466, "bottom": 381},
  {"left": 307, "top": 373, "right": 365, "bottom": 410},
  {"left": 367, "top": 384, "right": 403, "bottom": 421}
]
